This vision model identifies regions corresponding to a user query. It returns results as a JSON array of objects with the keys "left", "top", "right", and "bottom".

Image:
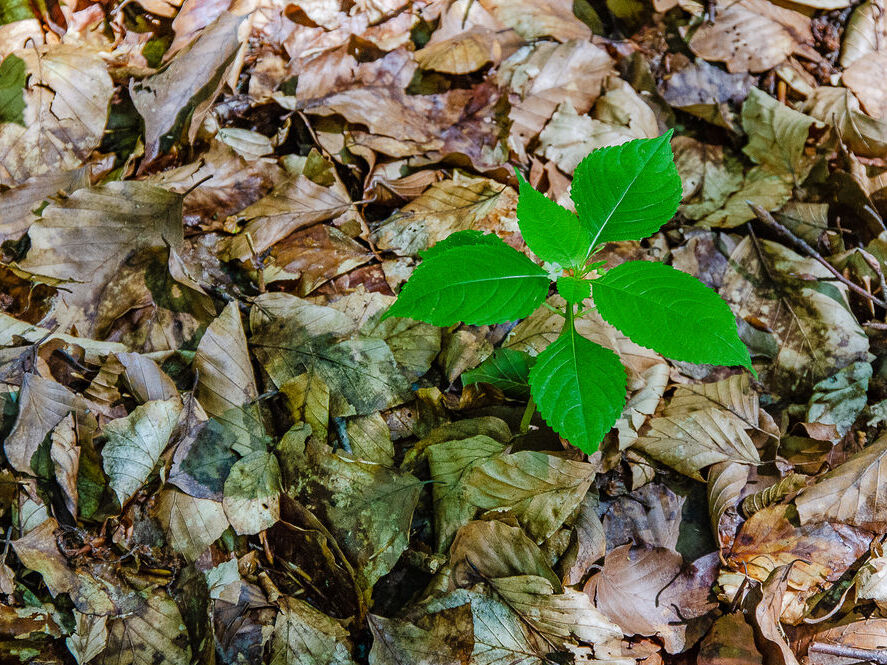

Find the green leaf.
[
  {"left": 0, "top": 54, "right": 26, "bottom": 125},
  {"left": 556, "top": 275, "right": 591, "bottom": 304},
  {"left": 515, "top": 171, "right": 590, "bottom": 267},
  {"left": 571, "top": 132, "right": 681, "bottom": 246},
  {"left": 592, "top": 260, "right": 753, "bottom": 370},
  {"left": 384, "top": 232, "right": 550, "bottom": 326},
  {"left": 419, "top": 229, "right": 500, "bottom": 260},
  {"left": 529, "top": 324, "right": 626, "bottom": 453},
  {"left": 462, "top": 349, "right": 536, "bottom": 399}
]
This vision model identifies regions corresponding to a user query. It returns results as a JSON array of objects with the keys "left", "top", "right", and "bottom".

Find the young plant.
[{"left": 383, "top": 131, "right": 754, "bottom": 453}]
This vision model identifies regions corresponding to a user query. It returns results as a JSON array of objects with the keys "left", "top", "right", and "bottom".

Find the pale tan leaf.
[
  {"left": 99, "top": 590, "right": 191, "bottom": 665},
  {"left": 222, "top": 450, "right": 281, "bottom": 535},
  {"left": 843, "top": 53, "right": 887, "bottom": 118},
  {"left": 0, "top": 167, "right": 88, "bottom": 243},
  {"left": 706, "top": 461, "right": 748, "bottom": 550},
  {"left": 478, "top": 0, "right": 591, "bottom": 41},
  {"left": 372, "top": 173, "right": 521, "bottom": 257},
  {"left": 195, "top": 301, "right": 265, "bottom": 453},
  {"left": 854, "top": 541, "right": 887, "bottom": 609},
  {"left": 153, "top": 487, "right": 228, "bottom": 562},
  {"left": 67, "top": 610, "right": 108, "bottom": 665},
  {"left": 803, "top": 86, "right": 887, "bottom": 158},
  {"left": 0, "top": 45, "right": 113, "bottom": 185},
  {"left": 5, "top": 374, "right": 83, "bottom": 474},
  {"left": 537, "top": 102, "right": 644, "bottom": 173},
  {"left": 498, "top": 40, "right": 613, "bottom": 147},
  {"left": 491, "top": 575, "right": 622, "bottom": 646},
  {"left": 809, "top": 619, "right": 887, "bottom": 665},
  {"left": 280, "top": 373, "right": 331, "bottom": 444},
  {"left": 216, "top": 127, "right": 274, "bottom": 161},
  {"left": 687, "top": 0, "right": 812, "bottom": 73},
  {"left": 449, "top": 520, "right": 560, "bottom": 589},
  {"left": 795, "top": 433, "right": 887, "bottom": 531},
  {"left": 463, "top": 450, "right": 596, "bottom": 543},
  {"left": 103, "top": 398, "right": 182, "bottom": 506},
  {"left": 633, "top": 407, "right": 760, "bottom": 481},
  {"left": 415, "top": 27, "right": 501, "bottom": 74},
  {"left": 345, "top": 412, "right": 394, "bottom": 466},
  {"left": 116, "top": 352, "right": 178, "bottom": 403},
  {"left": 270, "top": 596, "right": 355, "bottom": 665},
  {"left": 50, "top": 414, "right": 79, "bottom": 518},
  {"left": 840, "top": 0, "right": 887, "bottom": 68},
  {"left": 0, "top": 313, "right": 125, "bottom": 363}
]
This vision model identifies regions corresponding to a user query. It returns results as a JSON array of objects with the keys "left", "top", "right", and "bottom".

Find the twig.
[
  {"left": 809, "top": 642, "right": 887, "bottom": 664},
  {"left": 748, "top": 202, "right": 887, "bottom": 310}
]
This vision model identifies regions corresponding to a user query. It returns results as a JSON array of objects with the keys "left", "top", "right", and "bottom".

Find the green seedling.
[{"left": 383, "top": 131, "right": 754, "bottom": 453}]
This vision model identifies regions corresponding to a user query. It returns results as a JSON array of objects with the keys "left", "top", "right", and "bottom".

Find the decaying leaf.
[
  {"left": 795, "top": 432, "right": 887, "bottom": 531},
  {"left": 222, "top": 450, "right": 281, "bottom": 535},
  {"left": 154, "top": 486, "right": 228, "bottom": 562},
  {"left": 270, "top": 596, "right": 356, "bottom": 665},
  {"left": 687, "top": 0, "right": 813, "bottom": 73}
]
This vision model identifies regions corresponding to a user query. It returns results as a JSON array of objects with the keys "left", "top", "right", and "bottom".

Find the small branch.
[
  {"left": 809, "top": 642, "right": 887, "bottom": 664},
  {"left": 748, "top": 202, "right": 887, "bottom": 310}
]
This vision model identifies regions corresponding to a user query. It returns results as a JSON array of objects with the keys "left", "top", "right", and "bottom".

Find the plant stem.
[{"left": 520, "top": 396, "right": 536, "bottom": 433}]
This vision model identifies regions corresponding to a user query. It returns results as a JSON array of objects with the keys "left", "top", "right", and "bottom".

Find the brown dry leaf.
[
  {"left": 131, "top": 11, "right": 244, "bottom": 162},
  {"left": 707, "top": 461, "right": 749, "bottom": 551},
  {"left": 697, "top": 612, "right": 763, "bottom": 665},
  {"left": 720, "top": 238, "right": 869, "bottom": 396},
  {"left": 498, "top": 40, "right": 614, "bottom": 149},
  {"left": 5, "top": 373, "right": 84, "bottom": 474},
  {"left": 632, "top": 407, "right": 760, "bottom": 481},
  {"left": 98, "top": 589, "right": 191, "bottom": 665},
  {"left": 0, "top": 167, "right": 88, "bottom": 243},
  {"left": 462, "top": 450, "right": 596, "bottom": 544},
  {"left": 478, "top": 0, "right": 591, "bottom": 42},
  {"left": 0, "top": 44, "right": 113, "bottom": 185},
  {"left": 153, "top": 486, "right": 228, "bottom": 562},
  {"left": 585, "top": 545, "right": 717, "bottom": 653},
  {"left": 221, "top": 175, "right": 352, "bottom": 262},
  {"left": 16, "top": 181, "right": 184, "bottom": 333},
  {"left": 803, "top": 86, "right": 887, "bottom": 159},
  {"left": 687, "top": 0, "right": 813, "bottom": 73},
  {"left": 840, "top": 0, "right": 887, "bottom": 68},
  {"left": 795, "top": 433, "right": 887, "bottom": 531},
  {"left": 270, "top": 596, "right": 356, "bottom": 665},
  {"left": 194, "top": 301, "right": 266, "bottom": 454},
  {"left": 728, "top": 505, "right": 872, "bottom": 623},
  {"left": 808, "top": 619, "right": 887, "bottom": 665},
  {"left": 491, "top": 575, "right": 622, "bottom": 646},
  {"left": 373, "top": 172, "right": 521, "bottom": 257},
  {"left": 449, "top": 519, "right": 560, "bottom": 589},
  {"left": 265, "top": 224, "right": 372, "bottom": 295},
  {"left": 743, "top": 565, "right": 800, "bottom": 665},
  {"left": 415, "top": 28, "right": 502, "bottom": 75},
  {"left": 854, "top": 540, "right": 887, "bottom": 609}
]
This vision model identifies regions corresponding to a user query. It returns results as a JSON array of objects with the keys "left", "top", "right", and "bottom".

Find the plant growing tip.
[{"left": 384, "top": 133, "right": 754, "bottom": 454}]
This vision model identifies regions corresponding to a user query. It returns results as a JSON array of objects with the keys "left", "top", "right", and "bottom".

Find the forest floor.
[{"left": 1, "top": 0, "right": 887, "bottom": 663}]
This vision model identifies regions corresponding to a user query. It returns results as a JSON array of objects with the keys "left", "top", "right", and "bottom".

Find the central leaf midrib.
[{"left": 589, "top": 145, "right": 660, "bottom": 248}]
